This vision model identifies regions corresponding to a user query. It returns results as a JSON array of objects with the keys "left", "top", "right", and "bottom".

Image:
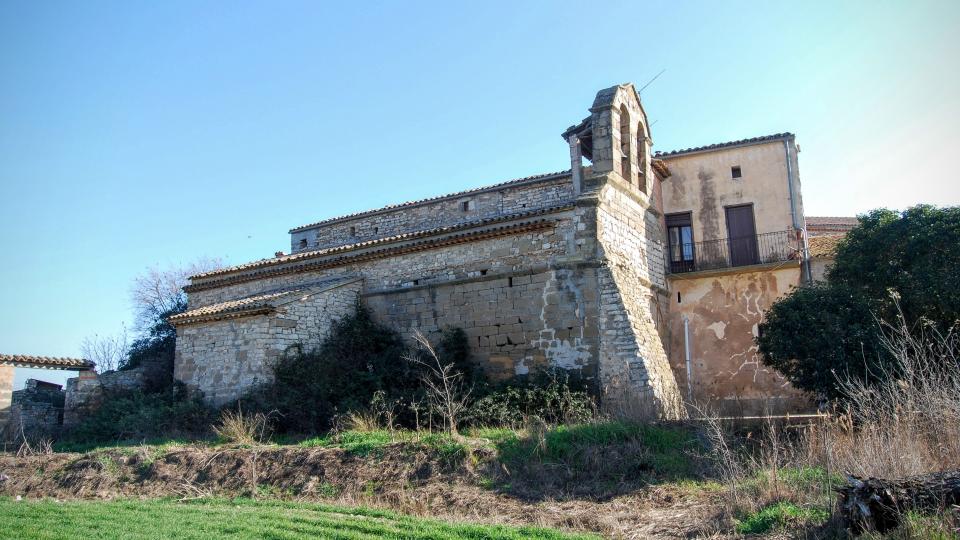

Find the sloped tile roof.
[
  {"left": 170, "top": 276, "right": 360, "bottom": 326},
  {"left": 168, "top": 289, "right": 295, "bottom": 325},
  {"left": 808, "top": 234, "right": 845, "bottom": 259},
  {"left": 193, "top": 204, "right": 573, "bottom": 281},
  {"left": 0, "top": 354, "right": 94, "bottom": 370},
  {"left": 654, "top": 133, "right": 794, "bottom": 158},
  {"left": 806, "top": 216, "right": 858, "bottom": 228},
  {"left": 289, "top": 170, "right": 571, "bottom": 233}
]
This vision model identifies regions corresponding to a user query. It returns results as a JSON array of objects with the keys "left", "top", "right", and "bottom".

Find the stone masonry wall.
[
  {"left": 291, "top": 174, "right": 574, "bottom": 253},
  {"left": 193, "top": 214, "right": 577, "bottom": 309},
  {"left": 9, "top": 380, "right": 65, "bottom": 437},
  {"left": 63, "top": 369, "right": 146, "bottom": 427},
  {"left": 175, "top": 280, "right": 360, "bottom": 405},
  {"left": 594, "top": 175, "right": 685, "bottom": 419},
  {"left": 364, "top": 266, "right": 601, "bottom": 385},
  {"left": 180, "top": 214, "right": 596, "bottom": 401}
]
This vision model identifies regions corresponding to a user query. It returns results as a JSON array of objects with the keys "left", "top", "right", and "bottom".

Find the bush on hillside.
[
  {"left": 240, "top": 305, "right": 477, "bottom": 433},
  {"left": 755, "top": 283, "right": 890, "bottom": 401},
  {"left": 62, "top": 383, "right": 215, "bottom": 445},
  {"left": 758, "top": 205, "right": 960, "bottom": 401},
  {"left": 465, "top": 368, "right": 596, "bottom": 427}
]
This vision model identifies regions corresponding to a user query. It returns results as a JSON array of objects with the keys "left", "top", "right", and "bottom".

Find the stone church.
[{"left": 171, "top": 83, "right": 816, "bottom": 418}]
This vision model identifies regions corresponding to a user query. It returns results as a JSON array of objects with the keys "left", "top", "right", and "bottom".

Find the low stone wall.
[
  {"left": 63, "top": 368, "right": 147, "bottom": 427},
  {"left": 175, "top": 281, "right": 361, "bottom": 406},
  {"left": 8, "top": 380, "right": 65, "bottom": 438}
]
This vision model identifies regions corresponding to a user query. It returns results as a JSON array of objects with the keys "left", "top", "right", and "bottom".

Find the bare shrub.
[
  {"left": 702, "top": 304, "right": 960, "bottom": 535},
  {"left": 130, "top": 257, "right": 222, "bottom": 331},
  {"left": 213, "top": 408, "right": 272, "bottom": 446},
  {"left": 16, "top": 437, "right": 53, "bottom": 458},
  {"left": 404, "top": 330, "right": 471, "bottom": 436},
  {"left": 339, "top": 391, "right": 397, "bottom": 433},
  {"left": 80, "top": 327, "right": 129, "bottom": 373},
  {"left": 808, "top": 309, "right": 960, "bottom": 479}
]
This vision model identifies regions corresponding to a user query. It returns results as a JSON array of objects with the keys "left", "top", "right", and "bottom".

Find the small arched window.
[
  {"left": 637, "top": 121, "right": 648, "bottom": 194},
  {"left": 619, "top": 105, "right": 632, "bottom": 181}
]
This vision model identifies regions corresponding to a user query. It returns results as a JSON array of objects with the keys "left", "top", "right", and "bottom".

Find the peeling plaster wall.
[
  {"left": 175, "top": 282, "right": 360, "bottom": 406},
  {"left": 667, "top": 266, "right": 812, "bottom": 415},
  {"left": 660, "top": 141, "right": 801, "bottom": 241},
  {"left": 810, "top": 257, "right": 833, "bottom": 282}
]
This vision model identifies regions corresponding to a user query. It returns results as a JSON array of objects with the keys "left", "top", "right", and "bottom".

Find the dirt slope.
[{"left": 0, "top": 444, "right": 725, "bottom": 539}]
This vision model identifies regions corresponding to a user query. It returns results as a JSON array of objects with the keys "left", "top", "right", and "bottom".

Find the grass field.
[{"left": 0, "top": 497, "right": 598, "bottom": 540}]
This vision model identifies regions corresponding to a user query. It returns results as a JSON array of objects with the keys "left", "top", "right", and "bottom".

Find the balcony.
[{"left": 666, "top": 229, "right": 801, "bottom": 274}]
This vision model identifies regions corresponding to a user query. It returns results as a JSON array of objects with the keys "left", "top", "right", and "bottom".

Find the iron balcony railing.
[{"left": 666, "top": 229, "right": 801, "bottom": 274}]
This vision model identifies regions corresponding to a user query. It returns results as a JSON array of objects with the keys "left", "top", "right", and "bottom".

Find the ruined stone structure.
[
  {"left": 0, "top": 354, "right": 94, "bottom": 436},
  {"left": 9, "top": 380, "right": 66, "bottom": 437},
  {"left": 173, "top": 84, "right": 823, "bottom": 416}
]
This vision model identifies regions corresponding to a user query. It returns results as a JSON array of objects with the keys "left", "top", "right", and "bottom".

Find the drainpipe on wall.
[
  {"left": 682, "top": 315, "right": 693, "bottom": 403},
  {"left": 783, "top": 139, "right": 812, "bottom": 284}
]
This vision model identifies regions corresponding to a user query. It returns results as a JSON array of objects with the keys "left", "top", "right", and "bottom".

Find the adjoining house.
[{"left": 170, "top": 83, "right": 850, "bottom": 416}]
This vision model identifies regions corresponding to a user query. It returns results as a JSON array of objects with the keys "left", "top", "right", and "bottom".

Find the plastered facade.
[
  {"left": 666, "top": 266, "right": 809, "bottom": 415},
  {"left": 659, "top": 139, "right": 803, "bottom": 242}
]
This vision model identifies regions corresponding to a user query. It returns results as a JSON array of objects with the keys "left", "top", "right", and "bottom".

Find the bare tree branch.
[
  {"left": 404, "top": 330, "right": 472, "bottom": 436},
  {"left": 129, "top": 257, "right": 223, "bottom": 331},
  {"left": 80, "top": 327, "right": 129, "bottom": 373}
]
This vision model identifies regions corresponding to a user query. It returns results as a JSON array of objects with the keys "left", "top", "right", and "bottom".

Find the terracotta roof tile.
[
  {"left": 193, "top": 204, "right": 573, "bottom": 281},
  {"left": 168, "top": 289, "right": 296, "bottom": 324},
  {"left": 0, "top": 354, "right": 94, "bottom": 370},
  {"left": 806, "top": 216, "right": 858, "bottom": 227},
  {"left": 808, "top": 234, "right": 845, "bottom": 258},
  {"left": 654, "top": 133, "right": 794, "bottom": 158},
  {"left": 289, "top": 170, "right": 571, "bottom": 233},
  {"left": 170, "top": 276, "right": 359, "bottom": 326}
]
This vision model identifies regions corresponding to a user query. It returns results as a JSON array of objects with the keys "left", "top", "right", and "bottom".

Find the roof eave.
[
  {"left": 287, "top": 170, "right": 571, "bottom": 234},
  {"left": 655, "top": 133, "right": 795, "bottom": 159}
]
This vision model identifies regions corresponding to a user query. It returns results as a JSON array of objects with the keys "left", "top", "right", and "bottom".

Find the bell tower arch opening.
[
  {"left": 637, "top": 120, "right": 649, "bottom": 194},
  {"left": 619, "top": 104, "right": 632, "bottom": 182}
]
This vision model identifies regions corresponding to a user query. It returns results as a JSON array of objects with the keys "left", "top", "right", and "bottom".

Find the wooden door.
[{"left": 725, "top": 204, "right": 759, "bottom": 267}]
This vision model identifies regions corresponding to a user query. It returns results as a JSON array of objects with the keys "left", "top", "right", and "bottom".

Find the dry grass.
[
  {"left": 704, "top": 311, "right": 960, "bottom": 537},
  {"left": 337, "top": 391, "right": 398, "bottom": 433},
  {"left": 212, "top": 408, "right": 272, "bottom": 446}
]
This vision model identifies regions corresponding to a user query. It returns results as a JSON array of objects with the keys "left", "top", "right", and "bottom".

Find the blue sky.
[{"left": 2, "top": 1, "right": 958, "bottom": 387}]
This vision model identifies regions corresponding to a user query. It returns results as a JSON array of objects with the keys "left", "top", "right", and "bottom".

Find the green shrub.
[
  {"left": 494, "top": 421, "right": 699, "bottom": 477},
  {"left": 735, "top": 502, "right": 830, "bottom": 534},
  {"left": 465, "top": 369, "right": 596, "bottom": 427},
  {"left": 241, "top": 305, "right": 474, "bottom": 433},
  {"left": 759, "top": 205, "right": 960, "bottom": 402},
  {"left": 61, "top": 384, "right": 215, "bottom": 445}
]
